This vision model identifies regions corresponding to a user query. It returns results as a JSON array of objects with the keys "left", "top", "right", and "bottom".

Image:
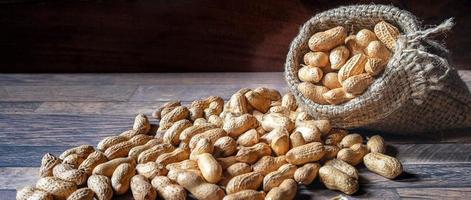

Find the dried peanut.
[
  {"left": 251, "top": 155, "right": 287, "bottom": 175},
  {"left": 325, "top": 159, "right": 358, "bottom": 180},
  {"left": 308, "top": 26, "right": 347, "bottom": 51},
  {"left": 151, "top": 176, "right": 187, "bottom": 200},
  {"left": 325, "top": 129, "right": 348, "bottom": 146},
  {"left": 367, "top": 135, "right": 386, "bottom": 153},
  {"left": 364, "top": 152, "right": 402, "bottom": 179},
  {"left": 159, "top": 106, "right": 190, "bottom": 131},
  {"left": 97, "top": 136, "right": 127, "bottom": 152},
  {"left": 329, "top": 45, "right": 350, "bottom": 70},
  {"left": 245, "top": 91, "right": 271, "bottom": 113},
  {"left": 263, "top": 163, "right": 297, "bottom": 192},
  {"left": 136, "top": 162, "right": 167, "bottom": 179},
  {"left": 294, "top": 163, "right": 320, "bottom": 185},
  {"left": 129, "top": 139, "right": 161, "bottom": 159},
  {"left": 236, "top": 143, "right": 272, "bottom": 164},
  {"left": 111, "top": 163, "right": 135, "bottom": 195},
  {"left": 265, "top": 179, "right": 297, "bottom": 200},
  {"left": 297, "top": 82, "right": 329, "bottom": 105},
  {"left": 223, "top": 190, "right": 265, "bottom": 200},
  {"left": 78, "top": 151, "right": 108, "bottom": 176},
  {"left": 59, "top": 145, "right": 94, "bottom": 160},
  {"left": 138, "top": 143, "right": 175, "bottom": 164},
  {"left": 17, "top": 186, "right": 53, "bottom": 200},
  {"left": 223, "top": 114, "right": 258, "bottom": 137},
  {"left": 322, "top": 145, "right": 341, "bottom": 161},
  {"left": 337, "top": 143, "right": 369, "bottom": 166},
  {"left": 176, "top": 171, "right": 225, "bottom": 200},
  {"left": 62, "top": 154, "right": 86, "bottom": 168},
  {"left": 163, "top": 119, "right": 192, "bottom": 145},
  {"left": 323, "top": 88, "right": 355, "bottom": 105},
  {"left": 153, "top": 101, "right": 180, "bottom": 119},
  {"left": 197, "top": 153, "right": 223, "bottom": 183},
  {"left": 322, "top": 72, "right": 342, "bottom": 89},
  {"left": 53, "top": 163, "right": 87, "bottom": 185},
  {"left": 133, "top": 113, "right": 151, "bottom": 134},
  {"left": 365, "top": 57, "right": 386, "bottom": 76},
  {"left": 281, "top": 93, "right": 297, "bottom": 111},
  {"left": 208, "top": 115, "right": 224, "bottom": 127},
  {"left": 119, "top": 129, "right": 141, "bottom": 139},
  {"left": 289, "top": 131, "right": 305, "bottom": 148},
  {"left": 218, "top": 162, "right": 252, "bottom": 186},
  {"left": 189, "top": 128, "right": 227, "bottom": 149},
  {"left": 190, "top": 138, "right": 214, "bottom": 160},
  {"left": 156, "top": 148, "right": 190, "bottom": 166},
  {"left": 130, "top": 175, "right": 157, "bottom": 200},
  {"left": 66, "top": 188, "right": 94, "bottom": 200},
  {"left": 303, "top": 51, "right": 329, "bottom": 67},
  {"left": 345, "top": 35, "right": 364, "bottom": 55},
  {"left": 226, "top": 172, "right": 264, "bottom": 194},
  {"left": 338, "top": 53, "right": 367, "bottom": 83},
  {"left": 319, "top": 165, "right": 358, "bottom": 195},
  {"left": 39, "top": 153, "right": 61, "bottom": 177},
  {"left": 261, "top": 113, "right": 294, "bottom": 132},
  {"left": 236, "top": 129, "right": 259, "bottom": 147},
  {"left": 254, "top": 87, "right": 281, "bottom": 101},
  {"left": 286, "top": 142, "right": 325, "bottom": 165},
  {"left": 227, "top": 93, "right": 250, "bottom": 115},
  {"left": 374, "top": 20, "right": 400, "bottom": 50},
  {"left": 270, "top": 132, "right": 289, "bottom": 156},
  {"left": 214, "top": 136, "right": 237, "bottom": 157},
  {"left": 93, "top": 157, "right": 136, "bottom": 177},
  {"left": 298, "top": 66, "right": 323, "bottom": 83},
  {"left": 180, "top": 123, "right": 218, "bottom": 144},
  {"left": 36, "top": 177, "right": 77, "bottom": 200},
  {"left": 293, "top": 125, "right": 321, "bottom": 143},
  {"left": 217, "top": 156, "right": 238, "bottom": 170},
  {"left": 365, "top": 40, "right": 391, "bottom": 62},
  {"left": 356, "top": 29, "right": 377, "bottom": 47},
  {"left": 339, "top": 133, "right": 363, "bottom": 148}
]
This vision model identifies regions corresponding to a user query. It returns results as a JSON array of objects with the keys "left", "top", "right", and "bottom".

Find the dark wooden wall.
[{"left": 0, "top": 0, "right": 469, "bottom": 72}]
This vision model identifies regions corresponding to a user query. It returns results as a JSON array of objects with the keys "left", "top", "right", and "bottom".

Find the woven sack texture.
[{"left": 285, "top": 4, "right": 471, "bottom": 133}]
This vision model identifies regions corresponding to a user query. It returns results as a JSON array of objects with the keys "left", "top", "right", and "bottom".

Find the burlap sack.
[{"left": 285, "top": 4, "right": 471, "bottom": 133}]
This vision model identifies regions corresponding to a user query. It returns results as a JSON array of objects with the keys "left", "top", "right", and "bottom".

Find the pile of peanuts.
[
  {"left": 17, "top": 87, "right": 403, "bottom": 200},
  {"left": 297, "top": 21, "right": 400, "bottom": 105}
]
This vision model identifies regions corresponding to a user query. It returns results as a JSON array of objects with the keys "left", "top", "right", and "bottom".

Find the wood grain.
[{"left": 396, "top": 187, "right": 471, "bottom": 199}]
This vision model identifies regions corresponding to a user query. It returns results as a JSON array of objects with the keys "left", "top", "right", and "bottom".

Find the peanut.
[
  {"left": 367, "top": 135, "right": 386, "bottom": 153},
  {"left": 62, "top": 154, "right": 86, "bottom": 168},
  {"left": 344, "top": 35, "right": 364, "bottom": 55},
  {"left": 329, "top": 45, "right": 350, "bottom": 70},
  {"left": 36, "top": 177, "right": 77, "bottom": 200},
  {"left": 17, "top": 186, "right": 53, "bottom": 200},
  {"left": 261, "top": 113, "right": 294, "bottom": 132},
  {"left": 281, "top": 93, "right": 297, "bottom": 111},
  {"left": 176, "top": 171, "right": 225, "bottom": 200},
  {"left": 308, "top": 26, "right": 347, "bottom": 51},
  {"left": 254, "top": 87, "right": 281, "bottom": 101},
  {"left": 159, "top": 106, "right": 190, "bottom": 131},
  {"left": 153, "top": 100, "right": 180, "bottom": 119},
  {"left": 365, "top": 40, "right": 391, "bottom": 62},
  {"left": 226, "top": 93, "right": 250, "bottom": 115},
  {"left": 223, "top": 114, "right": 258, "bottom": 137},
  {"left": 189, "top": 128, "right": 227, "bottom": 149},
  {"left": 217, "top": 156, "right": 238, "bottom": 170},
  {"left": 133, "top": 113, "right": 151, "bottom": 134},
  {"left": 180, "top": 123, "right": 218, "bottom": 144},
  {"left": 136, "top": 162, "right": 168, "bottom": 179},
  {"left": 156, "top": 148, "right": 190, "bottom": 166},
  {"left": 286, "top": 142, "right": 325, "bottom": 165},
  {"left": 218, "top": 162, "right": 252, "bottom": 186},
  {"left": 236, "top": 143, "right": 272, "bottom": 164},
  {"left": 197, "top": 153, "right": 223, "bottom": 183},
  {"left": 337, "top": 143, "right": 369, "bottom": 166},
  {"left": 363, "top": 152, "right": 402, "bottom": 179},
  {"left": 111, "top": 163, "right": 135, "bottom": 195},
  {"left": 325, "top": 159, "right": 359, "bottom": 180},
  {"left": 166, "top": 159, "right": 199, "bottom": 171},
  {"left": 293, "top": 125, "right": 321, "bottom": 143},
  {"left": 263, "top": 163, "right": 297, "bottom": 192},
  {"left": 245, "top": 91, "right": 271, "bottom": 113},
  {"left": 270, "top": 132, "right": 289, "bottom": 156},
  {"left": 325, "top": 129, "right": 348, "bottom": 146},
  {"left": 129, "top": 139, "right": 161, "bottom": 159},
  {"left": 190, "top": 138, "right": 214, "bottom": 160},
  {"left": 226, "top": 172, "right": 264, "bottom": 194},
  {"left": 130, "top": 175, "right": 157, "bottom": 200},
  {"left": 365, "top": 57, "right": 386, "bottom": 76},
  {"left": 66, "top": 188, "right": 94, "bottom": 200},
  {"left": 339, "top": 133, "right": 363, "bottom": 148},
  {"left": 342, "top": 73, "right": 373, "bottom": 95},
  {"left": 322, "top": 145, "right": 341, "bottom": 161},
  {"left": 322, "top": 72, "right": 342, "bottom": 89},
  {"left": 303, "top": 51, "right": 329, "bottom": 67},
  {"left": 294, "top": 163, "right": 320, "bottom": 185},
  {"left": 93, "top": 157, "right": 136, "bottom": 177},
  {"left": 138, "top": 143, "right": 175, "bottom": 164},
  {"left": 236, "top": 129, "right": 259, "bottom": 147},
  {"left": 97, "top": 136, "right": 127, "bottom": 152},
  {"left": 297, "top": 82, "right": 329, "bottom": 105},
  {"left": 79, "top": 151, "right": 108, "bottom": 175},
  {"left": 223, "top": 190, "right": 265, "bottom": 200},
  {"left": 323, "top": 88, "right": 355, "bottom": 105},
  {"left": 289, "top": 131, "right": 306, "bottom": 148},
  {"left": 356, "top": 29, "right": 377, "bottom": 47},
  {"left": 119, "top": 129, "right": 141, "bottom": 139},
  {"left": 252, "top": 155, "right": 287, "bottom": 175},
  {"left": 319, "top": 165, "right": 358, "bottom": 195},
  {"left": 298, "top": 66, "right": 323, "bottom": 83},
  {"left": 163, "top": 119, "right": 192, "bottom": 146},
  {"left": 338, "top": 53, "right": 367, "bottom": 83},
  {"left": 208, "top": 115, "right": 224, "bottom": 127},
  {"left": 374, "top": 20, "right": 400, "bottom": 50},
  {"left": 151, "top": 176, "right": 187, "bottom": 200},
  {"left": 104, "top": 134, "right": 152, "bottom": 160},
  {"left": 59, "top": 145, "right": 94, "bottom": 160},
  {"left": 39, "top": 153, "right": 61, "bottom": 177},
  {"left": 265, "top": 179, "right": 297, "bottom": 200},
  {"left": 53, "top": 163, "right": 87, "bottom": 185},
  {"left": 214, "top": 136, "right": 238, "bottom": 157}
]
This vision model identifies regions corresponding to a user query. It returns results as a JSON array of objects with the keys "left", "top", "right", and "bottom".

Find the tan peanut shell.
[
  {"left": 189, "top": 128, "right": 227, "bottom": 149},
  {"left": 129, "top": 139, "right": 161, "bottom": 159},
  {"left": 339, "top": 133, "right": 363, "bottom": 148},
  {"left": 289, "top": 131, "right": 306, "bottom": 148},
  {"left": 208, "top": 115, "right": 224, "bottom": 127},
  {"left": 319, "top": 165, "right": 358, "bottom": 195},
  {"left": 130, "top": 175, "right": 157, "bottom": 200},
  {"left": 363, "top": 152, "right": 403, "bottom": 179},
  {"left": 365, "top": 40, "right": 391, "bottom": 61},
  {"left": 227, "top": 92, "right": 249, "bottom": 115},
  {"left": 190, "top": 138, "right": 214, "bottom": 160},
  {"left": 189, "top": 107, "right": 204, "bottom": 121},
  {"left": 223, "top": 114, "right": 258, "bottom": 137},
  {"left": 281, "top": 93, "right": 297, "bottom": 111},
  {"left": 163, "top": 119, "right": 192, "bottom": 145},
  {"left": 226, "top": 172, "right": 264, "bottom": 194},
  {"left": 36, "top": 177, "right": 77, "bottom": 200},
  {"left": 294, "top": 163, "right": 320, "bottom": 185},
  {"left": 159, "top": 106, "right": 190, "bottom": 131},
  {"left": 338, "top": 53, "right": 367, "bottom": 83},
  {"left": 344, "top": 35, "right": 364, "bottom": 55},
  {"left": 356, "top": 29, "right": 378, "bottom": 47},
  {"left": 40, "top": 153, "right": 61, "bottom": 177},
  {"left": 176, "top": 171, "right": 225, "bottom": 200},
  {"left": 236, "top": 143, "right": 272, "bottom": 164},
  {"left": 59, "top": 145, "right": 94, "bottom": 160},
  {"left": 218, "top": 162, "right": 252, "bottom": 186},
  {"left": 197, "top": 153, "right": 223, "bottom": 183},
  {"left": 87, "top": 175, "right": 113, "bottom": 200},
  {"left": 138, "top": 143, "right": 175, "bottom": 164},
  {"left": 342, "top": 73, "right": 373, "bottom": 95},
  {"left": 17, "top": 186, "right": 53, "bottom": 200},
  {"left": 244, "top": 90, "right": 271, "bottom": 113},
  {"left": 308, "top": 26, "right": 347, "bottom": 51},
  {"left": 252, "top": 156, "right": 287, "bottom": 175},
  {"left": 97, "top": 136, "right": 127, "bottom": 152},
  {"left": 133, "top": 113, "right": 151, "bottom": 134},
  {"left": 265, "top": 179, "right": 297, "bottom": 200},
  {"left": 325, "top": 159, "right": 359, "bottom": 180},
  {"left": 322, "top": 145, "right": 341, "bottom": 160},
  {"left": 298, "top": 65, "right": 324, "bottom": 83},
  {"left": 214, "top": 136, "right": 237, "bottom": 157},
  {"left": 217, "top": 156, "right": 238, "bottom": 170},
  {"left": 153, "top": 100, "right": 180, "bottom": 119},
  {"left": 323, "top": 88, "right": 355, "bottom": 105},
  {"left": 156, "top": 148, "right": 190, "bottom": 166},
  {"left": 66, "top": 188, "right": 94, "bottom": 200},
  {"left": 79, "top": 151, "right": 108, "bottom": 175},
  {"left": 254, "top": 87, "right": 281, "bottom": 101},
  {"left": 286, "top": 142, "right": 325, "bottom": 165},
  {"left": 302, "top": 119, "right": 331, "bottom": 136},
  {"left": 367, "top": 135, "right": 386, "bottom": 153},
  {"left": 270, "top": 133, "right": 289, "bottom": 156},
  {"left": 119, "top": 129, "right": 142, "bottom": 140},
  {"left": 136, "top": 162, "right": 167, "bottom": 179},
  {"left": 263, "top": 163, "right": 297, "bottom": 192},
  {"left": 151, "top": 176, "right": 187, "bottom": 200},
  {"left": 322, "top": 72, "right": 342, "bottom": 89},
  {"left": 325, "top": 129, "right": 348, "bottom": 145},
  {"left": 365, "top": 57, "right": 386, "bottom": 76},
  {"left": 337, "top": 143, "right": 369, "bottom": 166},
  {"left": 236, "top": 129, "right": 259, "bottom": 147},
  {"left": 261, "top": 112, "right": 295, "bottom": 132},
  {"left": 166, "top": 159, "right": 199, "bottom": 171},
  {"left": 297, "top": 82, "right": 329, "bottom": 105},
  {"left": 223, "top": 190, "right": 265, "bottom": 200},
  {"left": 167, "top": 168, "right": 203, "bottom": 182},
  {"left": 329, "top": 45, "right": 350, "bottom": 70},
  {"left": 374, "top": 20, "right": 400, "bottom": 50},
  {"left": 111, "top": 163, "right": 135, "bottom": 195},
  {"left": 93, "top": 157, "right": 136, "bottom": 177},
  {"left": 52, "top": 163, "right": 87, "bottom": 185},
  {"left": 62, "top": 154, "right": 86, "bottom": 168},
  {"left": 303, "top": 51, "right": 329, "bottom": 67}
]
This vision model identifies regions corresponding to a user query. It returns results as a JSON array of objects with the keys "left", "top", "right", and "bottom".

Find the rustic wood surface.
[
  {"left": 0, "top": 0, "right": 470, "bottom": 72},
  {"left": 0, "top": 71, "right": 470, "bottom": 199}
]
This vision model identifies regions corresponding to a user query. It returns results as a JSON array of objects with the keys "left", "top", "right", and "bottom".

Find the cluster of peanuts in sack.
[
  {"left": 17, "top": 87, "right": 403, "bottom": 200},
  {"left": 297, "top": 21, "right": 400, "bottom": 105}
]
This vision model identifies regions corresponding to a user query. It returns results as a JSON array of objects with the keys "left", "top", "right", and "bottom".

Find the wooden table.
[{"left": 1, "top": 72, "right": 470, "bottom": 199}]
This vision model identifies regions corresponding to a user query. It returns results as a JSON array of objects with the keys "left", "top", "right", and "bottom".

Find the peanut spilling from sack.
[
  {"left": 17, "top": 87, "right": 403, "bottom": 200},
  {"left": 299, "top": 21, "right": 400, "bottom": 105}
]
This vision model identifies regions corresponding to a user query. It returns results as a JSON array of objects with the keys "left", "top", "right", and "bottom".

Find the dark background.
[{"left": 0, "top": 0, "right": 469, "bottom": 73}]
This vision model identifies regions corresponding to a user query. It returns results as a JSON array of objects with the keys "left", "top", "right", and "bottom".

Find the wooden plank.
[
  {"left": 0, "top": 73, "right": 285, "bottom": 86},
  {"left": 0, "top": 102, "right": 41, "bottom": 114},
  {"left": 130, "top": 84, "right": 288, "bottom": 101},
  {"left": 0, "top": 146, "right": 68, "bottom": 167},
  {"left": 297, "top": 185, "right": 400, "bottom": 199},
  {"left": 0, "top": 190, "right": 16, "bottom": 200},
  {"left": 360, "top": 163, "right": 471, "bottom": 189},
  {"left": 396, "top": 187, "right": 471, "bottom": 199},
  {"left": 34, "top": 101, "right": 162, "bottom": 116},
  {"left": 0, "top": 86, "right": 137, "bottom": 102}
]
